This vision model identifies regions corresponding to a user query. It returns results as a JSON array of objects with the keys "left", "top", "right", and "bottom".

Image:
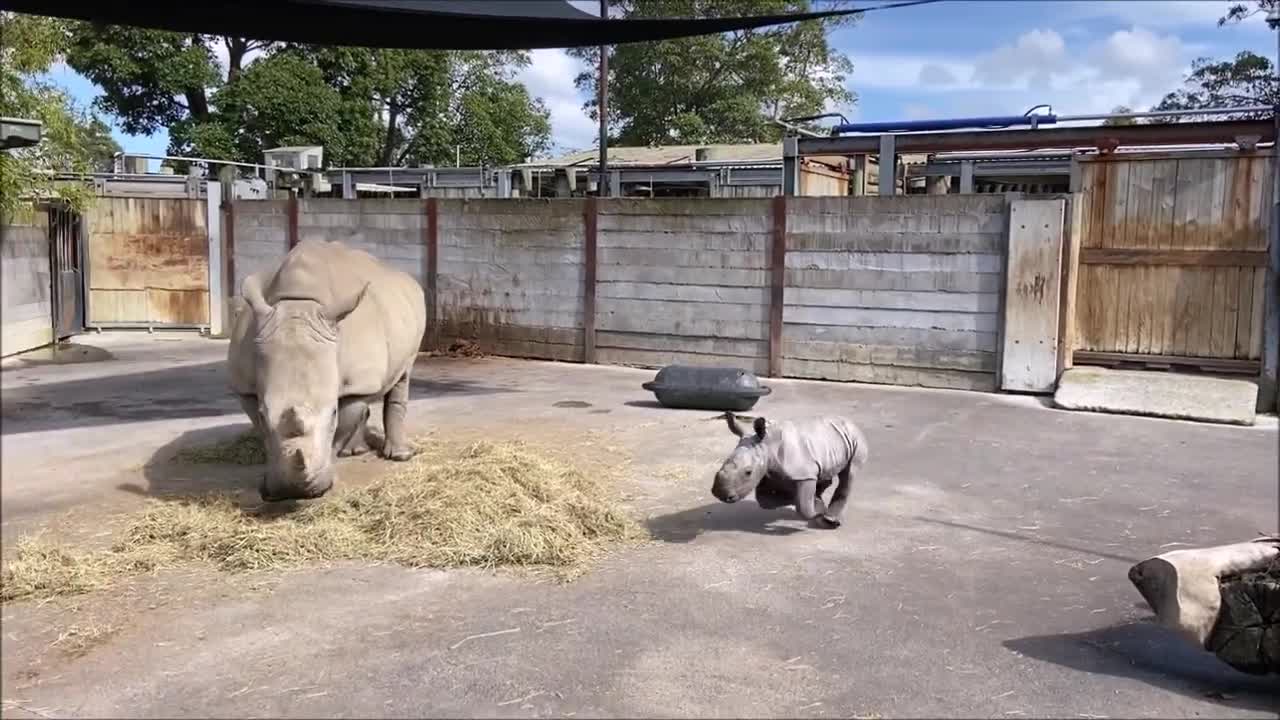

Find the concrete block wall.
[
  {"left": 1, "top": 208, "right": 53, "bottom": 357},
  {"left": 299, "top": 199, "right": 424, "bottom": 283},
  {"left": 596, "top": 199, "right": 771, "bottom": 374},
  {"left": 226, "top": 195, "right": 1020, "bottom": 393},
  {"left": 783, "top": 196, "right": 1007, "bottom": 391},
  {"left": 437, "top": 199, "right": 586, "bottom": 361},
  {"left": 231, "top": 200, "right": 289, "bottom": 294}
]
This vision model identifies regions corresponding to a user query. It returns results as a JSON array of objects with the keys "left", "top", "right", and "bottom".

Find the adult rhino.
[{"left": 228, "top": 239, "right": 427, "bottom": 501}]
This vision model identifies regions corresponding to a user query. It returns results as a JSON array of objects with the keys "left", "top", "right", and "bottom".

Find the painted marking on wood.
[
  {"left": 1080, "top": 248, "right": 1268, "bottom": 266},
  {"left": 769, "top": 195, "right": 787, "bottom": 378},
  {"left": 424, "top": 197, "right": 438, "bottom": 350},
  {"left": 1001, "top": 198, "right": 1065, "bottom": 393},
  {"left": 584, "top": 197, "right": 598, "bottom": 364}
]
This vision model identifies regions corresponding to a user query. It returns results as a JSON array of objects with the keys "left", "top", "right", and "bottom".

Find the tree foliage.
[
  {"left": 0, "top": 12, "right": 117, "bottom": 218},
  {"left": 1151, "top": 51, "right": 1279, "bottom": 120},
  {"left": 568, "top": 0, "right": 857, "bottom": 146},
  {"left": 1219, "top": 0, "right": 1280, "bottom": 28},
  {"left": 1103, "top": 106, "right": 1137, "bottom": 126},
  {"left": 62, "top": 25, "right": 551, "bottom": 168}
]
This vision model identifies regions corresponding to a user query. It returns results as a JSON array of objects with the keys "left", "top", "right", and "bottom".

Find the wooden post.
[
  {"left": 1262, "top": 112, "right": 1280, "bottom": 412},
  {"left": 287, "top": 193, "right": 299, "bottom": 249},
  {"left": 583, "top": 197, "right": 598, "bottom": 364},
  {"left": 424, "top": 197, "right": 438, "bottom": 351},
  {"left": 1057, "top": 192, "right": 1084, "bottom": 380},
  {"left": 769, "top": 195, "right": 787, "bottom": 378}
]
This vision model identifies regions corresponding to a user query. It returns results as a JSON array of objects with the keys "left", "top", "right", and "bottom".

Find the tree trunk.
[{"left": 380, "top": 105, "right": 400, "bottom": 167}]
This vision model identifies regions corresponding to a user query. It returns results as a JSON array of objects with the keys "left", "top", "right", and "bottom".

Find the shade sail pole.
[{"left": 598, "top": 0, "right": 609, "bottom": 197}]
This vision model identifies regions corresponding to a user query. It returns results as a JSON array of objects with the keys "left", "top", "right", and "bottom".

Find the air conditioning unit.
[{"left": 263, "top": 145, "right": 324, "bottom": 173}]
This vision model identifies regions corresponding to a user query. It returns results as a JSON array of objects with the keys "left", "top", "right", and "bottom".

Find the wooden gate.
[
  {"left": 48, "top": 204, "right": 84, "bottom": 340},
  {"left": 1072, "top": 151, "right": 1271, "bottom": 373},
  {"left": 85, "top": 197, "right": 210, "bottom": 328}
]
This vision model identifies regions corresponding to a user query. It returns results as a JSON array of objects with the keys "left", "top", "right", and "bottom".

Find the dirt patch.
[
  {"left": 426, "top": 339, "right": 485, "bottom": 358},
  {"left": 2, "top": 439, "right": 648, "bottom": 605}
]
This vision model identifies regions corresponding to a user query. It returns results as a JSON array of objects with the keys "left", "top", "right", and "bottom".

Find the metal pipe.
[
  {"left": 118, "top": 152, "right": 274, "bottom": 171},
  {"left": 1055, "top": 106, "right": 1274, "bottom": 122},
  {"left": 832, "top": 113, "right": 1058, "bottom": 135}
]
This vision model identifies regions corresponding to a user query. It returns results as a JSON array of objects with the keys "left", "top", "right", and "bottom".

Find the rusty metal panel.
[
  {"left": 1073, "top": 154, "right": 1271, "bottom": 362},
  {"left": 86, "top": 197, "right": 210, "bottom": 326}
]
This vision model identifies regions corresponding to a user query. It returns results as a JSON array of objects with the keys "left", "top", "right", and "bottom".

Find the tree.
[
  {"left": 1103, "top": 106, "right": 1137, "bottom": 126},
  {"left": 1219, "top": 0, "right": 1280, "bottom": 27},
  {"left": 1150, "top": 51, "right": 1279, "bottom": 121},
  {"left": 568, "top": 0, "right": 857, "bottom": 147},
  {"left": 63, "top": 26, "right": 551, "bottom": 168},
  {"left": 0, "top": 13, "right": 114, "bottom": 217}
]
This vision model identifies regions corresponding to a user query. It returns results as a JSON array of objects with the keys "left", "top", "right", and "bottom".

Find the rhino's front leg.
[
  {"left": 238, "top": 394, "right": 265, "bottom": 437},
  {"left": 381, "top": 370, "right": 414, "bottom": 461},
  {"left": 334, "top": 399, "right": 371, "bottom": 457},
  {"left": 754, "top": 474, "right": 791, "bottom": 510},
  {"left": 793, "top": 479, "right": 829, "bottom": 523},
  {"left": 822, "top": 465, "right": 855, "bottom": 528}
]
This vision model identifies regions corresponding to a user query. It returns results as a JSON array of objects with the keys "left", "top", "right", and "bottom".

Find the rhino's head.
[
  {"left": 242, "top": 274, "right": 367, "bottom": 502},
  {"left": 712, "top": 413, "right": 771, "bottom": 503}
]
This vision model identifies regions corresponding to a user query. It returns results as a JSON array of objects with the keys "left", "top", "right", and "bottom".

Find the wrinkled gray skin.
[
  {"left": 713, "top": 412, "right": 869, "bottom": 530},
  {"left": 228, "top": 239, "right": 427, "bottom": 502}
]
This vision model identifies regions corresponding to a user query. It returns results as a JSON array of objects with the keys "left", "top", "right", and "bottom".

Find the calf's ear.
[{"left": 753, "top": 416, "right": 768, "bottom": 440}]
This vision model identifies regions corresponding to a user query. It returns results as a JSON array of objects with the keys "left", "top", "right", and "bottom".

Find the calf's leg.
[
  {"left": 238, "top": 395, "right": 265, "bottom": 437},
  {"left": 794, "top": 479, "right": 829, "bottom": 522},
  {"left": 382, "top": 370, "right": 414, "bottom": 461},
  {"left": 821, "top": 465, "right": 855, "bottom": 528},
  {"left": 754, "top": 474, "right": 791, "bottom": 510}
]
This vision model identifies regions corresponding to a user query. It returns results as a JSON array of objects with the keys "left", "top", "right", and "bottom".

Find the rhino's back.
[
  {"left": 769, "top": 415, "right": 865, "bottom": 480},
  {"left": 227, "top": 240, "right": 427, "bottom": 398}
]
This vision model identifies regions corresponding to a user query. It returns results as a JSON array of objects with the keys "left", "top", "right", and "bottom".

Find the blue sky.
[{"left": 44, "top": 0, "right": 1279, "bottom": 161}]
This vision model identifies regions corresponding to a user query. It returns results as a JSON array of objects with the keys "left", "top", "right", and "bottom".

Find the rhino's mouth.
[{"left": 259, "top": 479, "right": 332, "bottom": 502}]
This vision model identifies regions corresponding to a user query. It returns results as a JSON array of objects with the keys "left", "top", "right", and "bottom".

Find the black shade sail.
[{"left": 0, "top": 0, "right": 926, "bottom": 50}]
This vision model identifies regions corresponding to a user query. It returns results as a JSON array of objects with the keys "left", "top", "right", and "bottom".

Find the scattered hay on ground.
[
  {"left": 173, "top": 431, "right": 266, "bottom": 466},
  {"left": 2, "top": 440, "right": 647, "bottom": 604},
  {"left": 426, "top": 339, "right": 485, "bottom": 358},
  {"left": 50, "top": 621, "right": 119, "bottom": 657}
]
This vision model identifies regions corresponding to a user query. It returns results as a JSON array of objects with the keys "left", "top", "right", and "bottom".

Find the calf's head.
[
  {"left": 712, "top": 413, "right": 771, "bottom": 503},
  {"left": 242, "top": 274, "right": 367, "bottom": 502}
]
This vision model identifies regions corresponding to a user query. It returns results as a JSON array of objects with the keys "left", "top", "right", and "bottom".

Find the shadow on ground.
[
  {"left": 116, "top": 423, "right": 263, "bottom": 506},
  {"left": 646, "top": 501, "right": 805, "bottom": 542},
  {"left": 1004, "top": 621, "right": 1279, "bottom": 712}
]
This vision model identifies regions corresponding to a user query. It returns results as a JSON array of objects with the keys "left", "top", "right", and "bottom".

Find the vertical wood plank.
[
  {"left": 1084, "top": 162, "right": 1106, "bottom": 248},
  {"left": 1103, "top": 162, "right": 1131, "bottom": 351},
  {"left": 423, "top": 197, "right": 438, "bottom": 351},
  {"left": 1125, "top": 161, "right": 1153, "bottom": 353},
  {"left": 583, "top": 197, "right": 598, "bottom": 365},
  {"left": 769, "top": 195, "right": 787, "bottom": 378},
  {"left": 1002, "top": 199, "right": 1065, "bottom": 392},
  {"left": 1246, "top": 155, "right": 1269, "bottom": 250},
  {"left": 1236, "top": 263, "right": 1257, "bottom": 357},
  {"left": 1057, "top": 193, "right": 1084, "bottom": 375},
  {"left": 1250, "top": 265, "right": 1266, "bottom": 359},
  {"left": 223, "top": 197, "right": 236, "bottom": 301}
]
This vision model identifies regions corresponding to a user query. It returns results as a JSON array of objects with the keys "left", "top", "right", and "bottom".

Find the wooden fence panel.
[{"left": 1073, "top": 152, "right": 1269, "bottom": 367}]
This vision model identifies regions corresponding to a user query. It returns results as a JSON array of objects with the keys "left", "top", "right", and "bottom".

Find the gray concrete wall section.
[
  {"left": 1, "top": 211, "right": 53, "bottom": 357},
  {"left": 231, "top": 200, "right": 289, "bottom": 295},
  {"left": 783, "top": 196, "right": 1008, "bottom": 391},
  {"left": 596, "top": 199, "right": 771, "bottom": 374},
  {"left": 299, "top": 198, "right": 424, "bottom": 283},
  {"left": 436, "top": 199, "right": 586, "bottom": 361}
]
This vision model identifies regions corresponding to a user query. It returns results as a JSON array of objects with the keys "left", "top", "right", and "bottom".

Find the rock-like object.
[{"left": 1129, "top": 537, "right": 1280, "bottom": 675}]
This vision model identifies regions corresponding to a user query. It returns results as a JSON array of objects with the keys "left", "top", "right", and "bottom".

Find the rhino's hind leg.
[
  {"left": 381, "top": 370, "right": 414, "bottom": 461},
  {"left": 335, "top": 399, "right": 371, "bottom": 457}
]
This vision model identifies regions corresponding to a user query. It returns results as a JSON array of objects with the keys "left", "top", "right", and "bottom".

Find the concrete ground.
[{"left": 1, "top": 332, "right": 1277, "bottom": 719}]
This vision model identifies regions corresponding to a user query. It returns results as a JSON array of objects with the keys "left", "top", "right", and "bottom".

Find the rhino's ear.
[
  {"left": 753, "top": 416, "right": 768, "bottom": 440},
  {"left": 724, "top": 411, "right": 746, "bottom": 437},
  {"left": 241, "top": 274, "right": 272, "bottom": 317},
  {"left": 327, "top": 282, "right": 369, "bottom": 325}
]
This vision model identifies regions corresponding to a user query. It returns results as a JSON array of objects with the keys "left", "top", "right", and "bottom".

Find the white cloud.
[
  {"left": 918, "top": 63, "right": 957, "bottom": 86},
  {"left": 518, "top": 48, "right": 596, "bottom": 156},
  {"left": 972, "top": 29, "right": 1067, "bottom": 87}
]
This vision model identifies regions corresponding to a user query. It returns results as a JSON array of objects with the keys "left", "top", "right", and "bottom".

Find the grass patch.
[
  {"left": 2, "top": 440, "right": 647, "bottom": 604},
  {"left": 173, "top": 431, "right": 266, "bottom": 466}
]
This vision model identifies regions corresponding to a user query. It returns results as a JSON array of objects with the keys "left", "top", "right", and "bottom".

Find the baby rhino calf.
[{"left": 712, "top": 413, "right": 869, "bottom": 529}]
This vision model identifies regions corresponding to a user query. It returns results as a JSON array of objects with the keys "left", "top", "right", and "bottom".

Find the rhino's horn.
[{"left": 290, "top": 448, "right": 307, "bottom": 474}]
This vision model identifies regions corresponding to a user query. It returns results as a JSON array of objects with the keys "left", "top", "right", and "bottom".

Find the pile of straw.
[{"left": 2, "top": 440, "right": 646, "bottom": 603}]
